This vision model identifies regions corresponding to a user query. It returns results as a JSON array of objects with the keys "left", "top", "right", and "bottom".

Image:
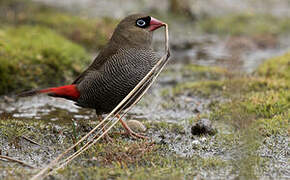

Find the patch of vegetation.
[
  {"left": 0, "top": 0, "right": 117, "bottom": 50},
  {"left": 146, "top": 121, "right": 185, "bottom": 134},
  {"left": 208, "top": 52, "right": 289, "bottom": 135},
  {"left": 198, "top": 13, "right": 290, "bottom": 36},
  {"left": 173, "top": 80, "right": 225, "bottom": 97},
  {"left": 161, "top": 64, "right": 230, "bottom": 97},
  {"left": 256, "top": 112, "right": 289, "bottom": 137},
  {"left": 182, "top": 64, "right": 229, "bottom": 80},
  {"left": 0, "top": 118, "right": 231, "bottom": 179},
  {"left": 174, "top": 63, "right": 284, "bottom": 98},
  {"left": 171, "top": 76, "right": 289, "bottom": 98},
  {"left": 257, "top": 52, "right": 290, "bottom": 80},
  {"left": 211, "top": 90, "right": 289, "bottom": 133},
  {"left": 57, "top": 141, "right": 228, "bottom": 180},
  {"left": 0, "top": 120, "right": 28, "bottom": 148},
  {"left": 29, "top": 13, "right": 116, "bottom": 51},
  {"left": 0, "top": 26, "right": 90, "bottom": 94}
]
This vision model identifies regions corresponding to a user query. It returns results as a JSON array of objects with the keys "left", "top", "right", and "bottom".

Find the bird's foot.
[{"left": 124, "top": 130, "right": 148, "bottom": 139}]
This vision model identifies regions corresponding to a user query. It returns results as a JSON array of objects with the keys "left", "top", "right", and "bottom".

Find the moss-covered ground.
[{"left": 0, "top": 26, "right": 91, "bottom": 94}]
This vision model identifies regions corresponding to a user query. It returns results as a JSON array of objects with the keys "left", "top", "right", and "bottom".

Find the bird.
[{"left": 19, "top": 14, "right": 166, "bottom": 139}]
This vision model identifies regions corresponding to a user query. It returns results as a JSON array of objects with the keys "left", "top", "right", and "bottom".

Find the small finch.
[{"left": 20, "top": 14, "right": 166, "bottom": 139}]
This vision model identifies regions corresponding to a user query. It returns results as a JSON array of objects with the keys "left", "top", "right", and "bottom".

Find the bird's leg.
[
  {"left": 116, "top": 114, "right": 148, "bottom": 139},
  {"left": 97, "top": 114, "right": 112, "bottom": 142}
]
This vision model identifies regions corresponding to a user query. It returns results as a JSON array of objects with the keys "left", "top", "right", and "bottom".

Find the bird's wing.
[
  {"left": 72, "top": 65, "right": 94, "bottom": 85},
  {"left": 72, "top": 43, "right": 118, "bottom": 85}
]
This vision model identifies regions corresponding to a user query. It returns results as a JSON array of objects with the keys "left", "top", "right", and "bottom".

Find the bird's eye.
[{"left": 136, "top": 19, "right": 146, "bottom": 27}]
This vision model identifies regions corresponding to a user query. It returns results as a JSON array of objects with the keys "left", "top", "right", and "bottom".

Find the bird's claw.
[{"left": 125, "top": 130, "right": 148, "bottom": 139}]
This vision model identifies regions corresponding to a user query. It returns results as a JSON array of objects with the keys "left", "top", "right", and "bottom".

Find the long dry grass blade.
[
  {"left": 31, "top": 24, "right": 170, "bottom": 180},
  {"left": 0, "top": 155, "right": 35, "bottom": 168}
]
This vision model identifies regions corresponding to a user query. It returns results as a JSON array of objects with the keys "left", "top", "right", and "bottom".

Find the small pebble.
[
  {"left": 193, "top": 108, "right": 200, "bottom": 113},
  {"left": 126, "top": 120, "right": 147, "bottom": 133},
  {"left": 191, "top": 140, "right": 200, "bottom": 145}
]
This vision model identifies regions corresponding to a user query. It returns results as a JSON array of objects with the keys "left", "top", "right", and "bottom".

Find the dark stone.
[
  {"left": 191, "top": 118, "right": 217, "bottom": 136},
  {"left": 158, "top": 134, "right": 167, "bottom": 145},
  {"left": 193, "top": 108, "right": 200, "bottom": 113}
]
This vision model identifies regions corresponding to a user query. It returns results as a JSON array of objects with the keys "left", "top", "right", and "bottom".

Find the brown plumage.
[{"left": 19, "top": 14, "right": 166, "bottom": 138}]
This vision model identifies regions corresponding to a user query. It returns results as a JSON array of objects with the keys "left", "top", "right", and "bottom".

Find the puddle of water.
[{"left": 0, "top": 80, "right": 206, "bottom": 124}]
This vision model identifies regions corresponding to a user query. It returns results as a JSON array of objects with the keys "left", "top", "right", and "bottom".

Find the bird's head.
[{"left": 110, "top": 14, "right": 165, "bottom": 48}]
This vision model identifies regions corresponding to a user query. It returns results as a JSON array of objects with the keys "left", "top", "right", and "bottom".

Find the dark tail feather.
[
  {"left": 18, "top": 85, "right": 80, "bottom": 100},
  {"left": 18, "top": 89, "right": 41, "bottom": 97}
]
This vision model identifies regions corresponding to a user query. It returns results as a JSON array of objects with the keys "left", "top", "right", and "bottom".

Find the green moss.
[
  {"left": 171, "top": 76, "right": 289, "bottom": 98},
  {"left": 173, "top": 80, "right": 225, "bottom": 97},
  {"left": 0, "top": 120, "right": 28, "bottom": 146},
  {"left": 0, "top": 0, "right": 117, "bottom": 51},
  {"left": 58, "top": 143, "right": 228, "bottom": 180},
  {"left": 0, "top": 26, "right": 90, "bottom": 94},
  {"left": 211, "top": 90, "right": 289, "bottom": 130},
  {"left": 243, "top": 77, "right": 289, "bottom": 91},
  {"left": 198, "top": 13, "right": 290, "bottom": 36},
  {"left": 146, "top": 121, "right": 185, "bottom": 134},
  {"left": 257, "top": 52, "right": 290, "bottom": 80},
  {"left": 255, "top": 112, "right": 289, "bottom": 136},
  {"left": 167, "top": 62, "right": 288, "bottom": 97},
  {"left": 27, "top": 13, "right": 117, "bottom": 51},
  {"left": 182, "top": 64, "right": 228, "bottom": 80},
  {"left": 207, "top": 52, "right": 290, "bottom": 135},
  {"left": 184, "top": 64, "right": 227, "bottom": 74},
  {"left": 245, "top": 90, "right": 289, "bottom": 118}
]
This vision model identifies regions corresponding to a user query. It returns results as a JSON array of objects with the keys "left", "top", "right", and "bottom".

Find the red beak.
[{"left": 149, "top": 17, "right": 165, "bottom": 31}]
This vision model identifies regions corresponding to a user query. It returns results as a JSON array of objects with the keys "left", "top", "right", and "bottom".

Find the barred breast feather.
[{"left": 75, "top": 48, "right": 159, "bottom": 114}]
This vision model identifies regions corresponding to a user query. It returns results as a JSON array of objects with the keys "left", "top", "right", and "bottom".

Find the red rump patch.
[{"left": 39, "top": 85, "right": 80, "bottom": 100}]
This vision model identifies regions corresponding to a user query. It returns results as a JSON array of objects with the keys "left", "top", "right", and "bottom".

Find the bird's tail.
[{"left": 18, "top": 85, "right": 80, "bottom": 101}]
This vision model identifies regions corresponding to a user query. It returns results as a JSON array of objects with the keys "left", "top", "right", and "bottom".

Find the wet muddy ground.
[{"left": 1, "top": 0, "right": 290, "bottom": 179}]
